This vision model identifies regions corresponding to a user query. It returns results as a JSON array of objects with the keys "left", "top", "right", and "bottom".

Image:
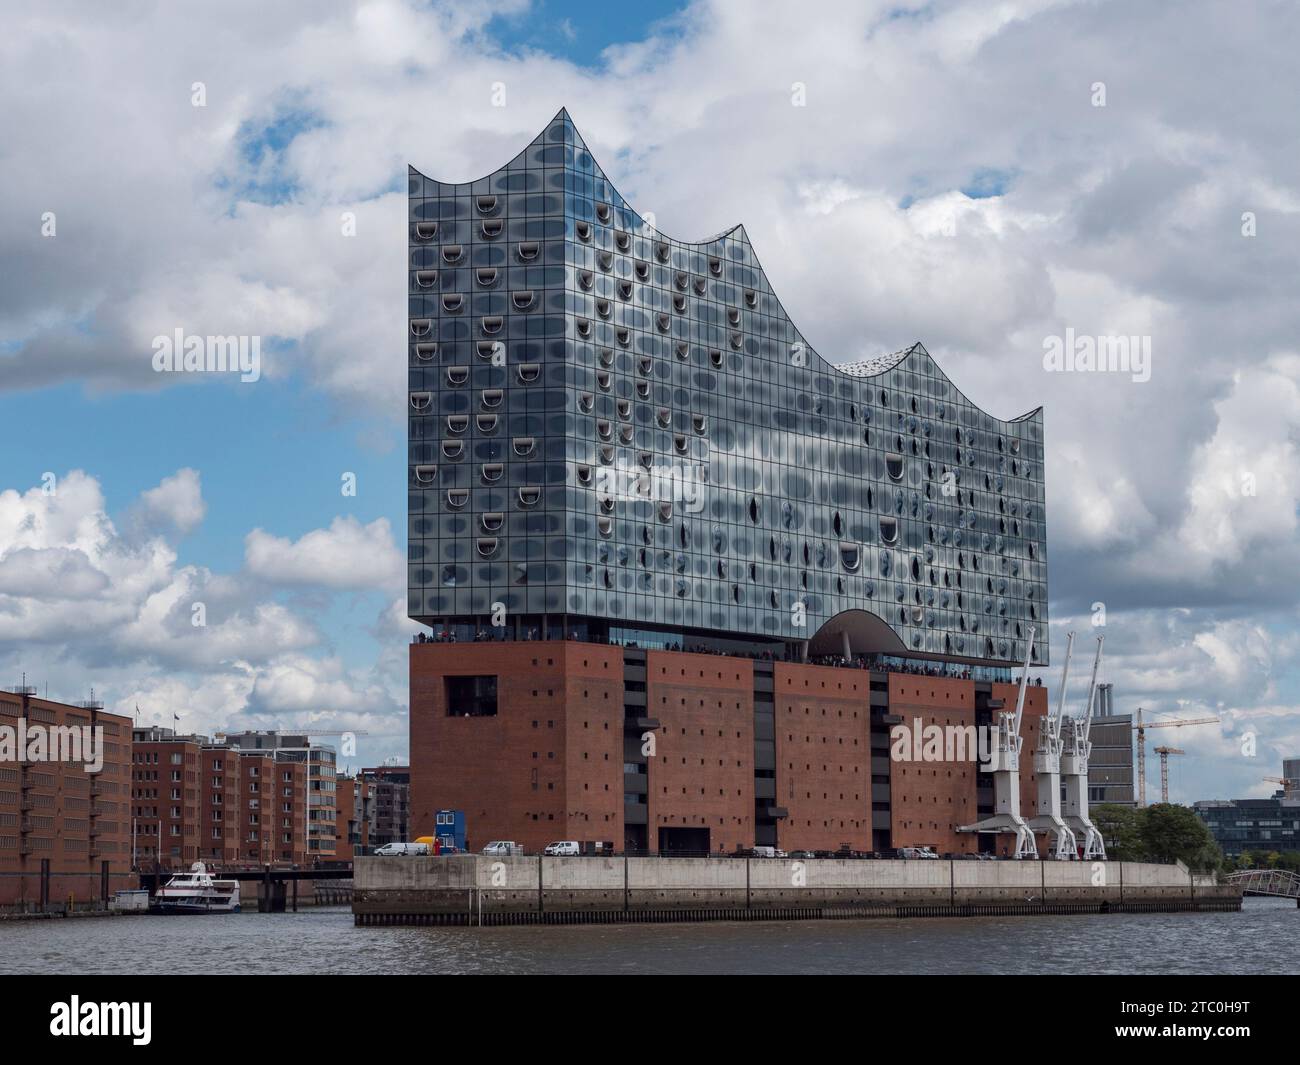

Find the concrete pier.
[{"left": 352, "top": 856, "right": 1240, "bottom": 926}]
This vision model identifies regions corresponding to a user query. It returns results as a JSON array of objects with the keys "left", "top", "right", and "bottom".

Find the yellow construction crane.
[
  {"left": 1263, "top": 775, "right": 1299, "bottom": 798},
  {"left": 1134, "top": 708, "right": 1220, "bottom": 805},
  {"left": 1153, "top": 746, "right": 1185, "bottom": 803}
]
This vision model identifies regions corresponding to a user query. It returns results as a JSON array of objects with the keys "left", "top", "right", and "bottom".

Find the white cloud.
[
  {"left": 137, "top": 467, "right": 207, "bottom": 534},
  {"left": 244, "top": 515, "right": 403, "bottom": 591}
]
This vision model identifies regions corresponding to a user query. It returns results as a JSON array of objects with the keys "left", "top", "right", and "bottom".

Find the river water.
[{"left": 2, "top": 898, "right": 1295, "bottom": 975}]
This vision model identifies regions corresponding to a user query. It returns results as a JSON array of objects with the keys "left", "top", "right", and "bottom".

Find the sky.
[{"left": 1, "top": 0, "right": 1297, "bottom": 800}]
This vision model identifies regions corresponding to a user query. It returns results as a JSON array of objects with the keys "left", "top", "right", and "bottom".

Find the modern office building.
[
  {"left": 408, "top": 111, "right": 1052, "bottom": 855},
  {"left": 358, "top": 765, "right": 410, "bottom": 846},
  {"left": 1195, "top": 797, "right": 1300, "bottom": 859},
  {"left": 0, "top": 688, "right": 133, "bottom": 907}
]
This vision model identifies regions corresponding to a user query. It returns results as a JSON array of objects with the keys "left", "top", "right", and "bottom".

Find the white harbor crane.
[
  {"left": 957, "top": 625, "right": 1038, "bottom": 859},
  {"left": 1027, "top": 630, "right": 1078, "bottom": 859},
  {"left": 1060, "top": 634, "right": 1106, "bottom": 860}
]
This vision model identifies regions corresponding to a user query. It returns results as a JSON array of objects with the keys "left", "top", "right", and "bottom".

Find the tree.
[
  {"left": 1140, "top": 803, "right": 1221, "bottom": 870},
  {"left": 1092, "top": 803, "right": 1146, "bottom": 860}
]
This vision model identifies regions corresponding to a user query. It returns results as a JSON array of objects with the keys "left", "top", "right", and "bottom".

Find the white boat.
[{"left": 149, "top": 862, "right": 241, "bottom": 914}]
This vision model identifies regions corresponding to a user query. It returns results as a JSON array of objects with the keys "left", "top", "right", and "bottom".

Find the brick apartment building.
[
  {"left": 0, "top": 688, "right": 133, "bottom": 906},
  {"left": 359, "top": 765, "right": 409, "bottom": 847},
  {"left": 131, "top": 728, "right": 337, "bottom": 870},
  {"left": 335, "top": 773, "right": 373, "bottom": 859}
]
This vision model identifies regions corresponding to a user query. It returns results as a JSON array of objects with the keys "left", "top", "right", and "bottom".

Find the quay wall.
[{"left": 353, "top": 856, "right": 1241, "bottom": 926}]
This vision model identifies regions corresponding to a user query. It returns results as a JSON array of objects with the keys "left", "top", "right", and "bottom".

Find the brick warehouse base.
[
  {"left": 353, "top": 855, "right": 1240, "bottom": 926},
  {"left": 410, "top": 640, "right": 1052, "bottom": 856}
]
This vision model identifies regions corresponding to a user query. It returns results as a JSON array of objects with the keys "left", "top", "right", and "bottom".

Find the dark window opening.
[{"left": 445, "top": 675, "right": 498, "bottom": 717}]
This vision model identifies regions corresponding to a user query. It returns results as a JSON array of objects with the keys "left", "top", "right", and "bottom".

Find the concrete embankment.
[{"left": 352, "top": 856, "right": 1240, "bottom": 926}]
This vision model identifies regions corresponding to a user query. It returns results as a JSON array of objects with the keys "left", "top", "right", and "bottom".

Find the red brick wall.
[
  {"left": 645, "top": 652, "right": 754, "bottom": 855},
  {"left": 410, "top": 641, "right": 623, "bottom": 853},
  {"left": 773, "top": 663, "right": 872, "bottom": 852}
]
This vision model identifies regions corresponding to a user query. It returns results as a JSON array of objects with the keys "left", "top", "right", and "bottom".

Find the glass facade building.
[{"left": 408, "top": 110, "right": 1048, "bottom": 667}]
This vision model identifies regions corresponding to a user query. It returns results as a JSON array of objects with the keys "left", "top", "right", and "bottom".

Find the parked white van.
[
  {"left": 899, "top": 846, "right": 939, "bottom": 860},
  {"left": 375, "top": 842, "right": 429, "bottom": 857},
  {"left": 482, "top": 841, "right": 523, "bottom": 856},
  {"left": 543, "top": 840, "right": 580, "bottom": 856}
]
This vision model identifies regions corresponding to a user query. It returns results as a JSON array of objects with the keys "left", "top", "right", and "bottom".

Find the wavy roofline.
[{"left": 410, "top": 107, "right": 1043, "bottom": 426}]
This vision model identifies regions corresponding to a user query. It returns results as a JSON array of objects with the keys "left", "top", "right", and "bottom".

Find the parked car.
[
  {"left": 374, "top": 842, "right": 429, "bottom": 857},
  {"left": 543, "top": 840, "right": 580, "bottom": 856},
  {"left": 482, "top": 841, "right": 523, "bottom": 856},
  {"left": 898, "top": 846, "right": 940, "bottom": 860},
  {"left": 788, "top": 850, "right": 816, "bottom": 860},
  {"left": 750, "top": 845, "right": 777, "bottom": 858}
]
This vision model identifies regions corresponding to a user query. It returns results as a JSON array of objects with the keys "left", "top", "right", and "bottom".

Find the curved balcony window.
[
  {"left": 481, "top": 512, "right": 504, "bottom": 532},
  {"left": 617, "top": 280, "right": 633, "bottom": 300},
  {"left": 886, "top": 453, "right": 905, "bottom": 481},
  {"left": 709, "top": 349, "right": 723, "bottom": 368},
  {"left": 727, "top": 307, "right": 741, "bottom": 326},
  {"left": 616, "top": 328, "right": 630, "bottom": 347},
  {"left": 616, "top": 398, "right": 631, "bottom": 418},
  {"left": 618, "top": 424, "right": 633, "bottom": 443},
  {"left": 475, "top": 268, "right": 497, "bottom": 287},
  {"left": 597, "top": 516, "right": 613, "bottom": 537},
  {"left": 518, "top": 486, "right": 541, "bottom": 507},
  {"left": 410, "top": 391, "right": 432, "bottom": 411},
  {"left": 578, "top": 392, "right": 593, "bottom": 413},
  {"left": 729, "top": 332, "right": 743, "bottom": 350},
  {"left": 596, "top": 419, "right": 613, "bottom": 440},
  {"left": 415, "top": 270, "right": 438, "bottom": 288},
  {"left": 615, "top": 230, "right": 631, "bottom": 251},
  {"left": 674, "top": 271, "right": 689, "bottom": 291},
  {"left": 480, "top": 219, "right": 503, "bottom": 239},
  {"left": 598, "top": 347, "right": 614, "bottom": 367},
  {"left": 675, "top": 343, "right": 690, "bottom": 361},
  {"left": 596, "top": 370, "right": 611, "bottom": 391},
  {"left": 480, "top": 389, "right": 503, "bottom": 409},
  {"left": 598, "top": 495, "right": 615, "bottom": 514},
  {"left": 413, "top": 342, "right": 437, "bottom": 360},
  {"left": 655, "top": 241, "right": 671, "bottom": 262},
  {"left": 595, "top": 299, "right": 611, "bottom": 318},
  {"left": 410, "top": 318, "right": 432, "bottom": 337},
  {"left": 638, "top": 356, "right": 653, "bottom": 376},
  {"left": 576, "top": 318, "right": 591, "bottom": 338},
  {"left": 576, "top": 464, "right": 592, "bottom": 485},
  {"left": 575, "top": 220, "right": 592, "bottom": 242},
  {"left": 441, "top": 293, "right": 463, "bottom": 313},
  {"left": 476, "top": 195, "right": 498, "bottom": 215},
  {"left": 840, "top": 544, "right": 861, "bottom": 572},
  {"left": 481, "top": 316, "right": 503, "bottom": 335},
  {"left": 879, "top": 516, "right": 899, "bottom": 544},
  {"left": 749, "top": 498, "right": 761, "bottom": 524},
  {"left": 442, "top": 244, "right": 464, "bottom": 264},
  {"left": 481, "top": 463, "right": 504, "bottom": 483},
  {"left": 578, "top": 269, "right": 594, "bottom": 290},
  {"left": 517, "top": 240, "right": 540, "bottom": 261},
  {"left": 476, "top": 537, "right": 499, "bottom": 557},
  {"left": 634, "top": 261, "right": 649, "bottom": 281},
  {"left": 597, "top": 251, "right": 613, "bottom": 271},
  {"left": 635, "top": 380, "right": 650, "bottom": 398},
  {"left": 413, "top": 221, "right": 438, "bottom": 241},
  {"left": 441, "top": 441, "right": 465, "bottom": 460},
  {"left": 708, "top": 256, "right": 722, "bottom": 276},
  {"left": 655, "top": 313, "right": 671, "bottom": 333},
  {"left": 673, "top": 434, "right": 688, "bottom": 454},
  {"left": 599, "top": 444, "right": 615, "bottom": 464},
  {"left": 692, "top": 414, "right": 707, "bottom": 435},
  {"left": 516, "top": 362, "right": 540, "bottom": 383},
  {"left": 693, "top": 277, "right": 707, "bottom": 296},
  {"left": 673, "top": 294, "right": 687, "bottom": 313},
  {"left": 413, "top": 464, "right": 438, "bottom": 485},
  {"left": 445, "top": 367, "right": 468, "bottom": 386},
  {"left": 476, "top": 341, "right": 500, "bottom": 360},
  {"left": 512, "top": 290, "right": 535, "bottom": 311},
  {"left": 446, "top": 488, "right": 468, "bottom": 508},
  {"left": 744, "top": 289, "right": 757, "bottom": 308},
  {"left": 512, "top": 437, "right": 535, "bottom": 457},
  {"left": 656, "top": 407, "right": 672, "bottom": 428},
  {"left": 446, "top": 414, "right": 468, "bottom": 434},
  {"left": 658, "top": 502, "right": 673, "bottom": 522},
  {"left": 475, "top": 414, "right": 498, "bottom": 433},
  {"left": 596, "top": 203, "right": 611, "bottom": 224}
]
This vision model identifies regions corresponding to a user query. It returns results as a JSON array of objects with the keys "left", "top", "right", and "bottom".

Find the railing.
[{"left": 1225, "top": 868, "right": 1300, "bottom": 898}]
